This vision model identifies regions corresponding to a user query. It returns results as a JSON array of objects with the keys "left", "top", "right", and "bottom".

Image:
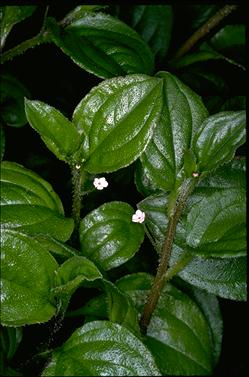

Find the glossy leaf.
[
  {"left": 210, "top": 24, "right": 245, "bottom": 53},
  {"left": 140, "top": 71, "right": 208, "bottom": 191},
  {"left": 184, "top": 189, "right": 246, "bottom": 257},
  {"left": 0, "top": 6, "right": 36, "bottom": 49},
  {"left": 42, "top": 320, "right": 161, "bottom": 376},
  {"left": 170, "top": 247, "right": 247, "bottom": 301},
  {"left": 134, "top": 160, "right": 160, "bottom": 197},
  {"left": 79, "top": 202, "right": 144, "bottom": 270},
  {"left": 31, "top": 235, "right": 77, "bottom": 259},
  {"left": 25, "top": 99, "right": 81, "bottom": 163},
  {"left": 193, "top": 111, "right": 246, "bottom": 172},
  {"left": 131, "top": 5, "right": 173, "bottom": 59},
  {"left": 0, "top": 74, "right": 30, "bottom": 127},
  {"left": 0, "top": 229, "right": 58, "bottom": 326},
  {"left": 0, "top": 161, "right": 74, "bottom": 242},
  {"left": 73, "top": 75, "right": 163, "bottom": 173},
  {"left": 50, "top": 12, "right": 154, "bottom": 79},
  {"left": 60, "top": 5, "right": 108, "bottom": 27},
  {"left": 117, "top": 274, "right": 213, "bottom": 375}
]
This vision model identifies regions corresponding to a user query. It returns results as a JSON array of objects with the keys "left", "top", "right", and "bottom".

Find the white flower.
[
  {"left": 75, "top": 164, "right": 81, "bottom": 170},
  {"left": 192, "top": 172, "right": 199, "bottom": 178},
  {"left": 132, "top": 209, "right": 145, "bottom": 223},
  {"left": 93, "top": 177, "right": 108, "bottom": 190}
]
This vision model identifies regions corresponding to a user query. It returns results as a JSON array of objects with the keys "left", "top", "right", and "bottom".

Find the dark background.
[{"left": 1, "top": 4, "right": 248, "bottom": 376}]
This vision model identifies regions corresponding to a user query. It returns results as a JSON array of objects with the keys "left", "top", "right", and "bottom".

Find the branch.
[{"left": 172, "top": 5, "right": 238, "bottom": 61}]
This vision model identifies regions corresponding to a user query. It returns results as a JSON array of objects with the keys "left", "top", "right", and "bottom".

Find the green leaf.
[
  {"left": 116, "top": 274, "right": 213, "bottom": 375},
  {"left": 73, "top": 74, "right": 163, "bottom": 173},
  {"left": 220, "top": 96, "right": 246, "bottom": 111},
  {"left": 0, "top": 124, "right": 5, "bottom": 160},
  {"left": 50, "top": 12, "right": 154, "bottom": 79},
  {"left": 184, "top": 189, "right": 246, "bottom": 257},
  {"left": 170, "top": 247, "right": 247, "bottom": 301},
  {"left": 24, "top": 99, "right": 81, "bottom": 163},
  {"left": 79, "top": 201, "right": 144, "bottom": 270},
  {"left": 171, "top": 49, "right": 221, "bottom": 69},
  {"left": 140, "top": 71, "right": 208, "bottom": 191},
  {"left": 0, "top": 161, "right": 74, "bottom": 242},
  {"left": 0, "top": 229, "right": 58, "bottom": 326},
  {"left": 131, "top": 5, "right": 173, "bottom": 59},
  {"left": 31, "top": 235, "right": 77, "bottom": 259},
  {"left": 0, "top": 6, "right": 36, "bottom": 49},
  {"left": 172, "top": 277, "right": 223, "bottom": 366},
  {"left": 0, "top": 74, "right": 30, "bottom": 127},
  {"left": 210, "top": 24, "right": 245, "bottom": 53},
  {"left": 103, "top": 280, "right": 140, "bottom": 336},
  {"left": 134, "top": 160, "right": 160, "bottom": 197},
  {"left": 60, "top": 5, "right": 108, "bottom": 27},
  {"left": 0, "top": 326, "right": 22, "bottom": 361},
  {"left": 42, "top": 321, "right": 161, "bottom": 376},
  {"left": 193, "top": 111, "right": 246, "bottom": 172}
]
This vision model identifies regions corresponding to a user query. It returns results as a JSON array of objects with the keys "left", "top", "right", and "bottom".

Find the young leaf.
[
  {"left": 0, "top": 6, "right": 36, "bottom": 49},
  {"left": 0, "top": 74, "right": 30, "bottom": 127},
  {"left": 25, "top": 99, "right": 81, "bottom": 163},
  {"left": 193, "top": 111, "right": 246, "bottom": 172},
  {"left": 42, "top": 321, "right": 161, "bottom": 376},
  {"left": 0, "top": 161, "right": 74, "bottom": 242},
  {"left": 130, "top": 5, "right": 173, "bottom": 60},
  {"left": 73, "top": 74, "right": 163, "bottom": 173},
  {"left": 116, "top": 274, "right": 213, "bottom": 375},
  {"left": 0, "top": 229, "right": 58, "bottom": 326},
  {"left": 60, "top": 12, "right": 154, "bottom": 78},
  {"left": 79, "top": 202, "right": 144, "bottom": 270},
  {"left": 140, "top": 71, "right": 208, "bottom": 191}
]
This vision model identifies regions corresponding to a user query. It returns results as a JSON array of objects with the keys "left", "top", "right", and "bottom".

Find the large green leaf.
[
  {"left": 0, "top": 6, "right": 36, "bottom": 49},
  {"left": 49, "top": 12, "right": 154, "bottom": 79},
  {"left": 79, "top": 202, "right": 144, "bottom": 270},
  {"left": 25, "top": 99, "right": 81, "bottom": 163},
  {"left": 170, "top": 247, "right": 247, "bottom": 301},
  {"left": 0, "top": 161, "right": 74, "bottom": 242},
  {"left": 42, "top": 320, "right": 161, "bottom": 376},
  {"left": 73, "top": 74, "right": 163, "bottom": 173},
  {"left": 193, "top": 111, "right": 246, "bottom": 172},
  {"left": 131, "top": 5, "right": 173, "bottom": 59},
  {"left": 0, "top": 74, "right": 30, "bottom": 127},
  {"left": 117, "top": 274, "right": 213, "bottom": 375},
  {"left": 184, "top": 189, "right": 246, "bottom": 257},
  {"left": 0, "top": 229, "right": 58, "bottom": 326},
  {"left": 140, "top": 71, "right": 208, "bottom": 192}
]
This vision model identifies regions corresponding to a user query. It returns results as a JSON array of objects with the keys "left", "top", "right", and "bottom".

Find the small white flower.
[
  {"left": 75, "top": 164, "right": 81, "bottom": 170},
  {"left": 132, "top": 209, "right": 145, "bottom": 223},
  {"left": 192, "top": 172, "right": 199, "bottom": 178},
  {"left": 93, "top": 177, "right": 108, "bottom": 190}
]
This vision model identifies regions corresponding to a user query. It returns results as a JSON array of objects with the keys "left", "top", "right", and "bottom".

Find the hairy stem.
[
  {"left": 1, "top": 31, "right": 50, "bottom": 64},
  {"left": 171, "top": 5, "right": 238, "bottom": 61},
  {"left": 71, "top": 166, "right": 85, "bottom": 232},
  {"left": 139, "top": 178, "right": 197, "bottom": 334}
]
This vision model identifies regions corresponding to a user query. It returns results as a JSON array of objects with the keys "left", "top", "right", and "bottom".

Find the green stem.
[
  {"left": 1, "top": 31, "right": 50, "bottom": 64},
  {"left": 139, "top": 178, "right": 197, "bottom": 334}
]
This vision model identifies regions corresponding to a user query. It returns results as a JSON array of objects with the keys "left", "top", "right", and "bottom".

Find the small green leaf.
[
  {"left": 73, "top": 74, "right": 163, "bottom": 173},
  {"left": 210, "top": 24, "right": 245, "bottom": 53},
  {"left": 0, "top": 6, "right": 36, "bottom": 49},
  {"left": 170, "top": 247, "right": 247, "bottom": 301},
  {"left": 0, "top": 161, "right": 74, "bottom": 242},
  {"left": 193, "top": 111, "right": 245, "bottom": 173},
  {"left": 49, "top": 12, "right": 154, "bottom": 79},
  {"left": 0, "top": 229, "right": 58, "bottom": 326},
  {"left": 183, "top": 149, "right": 197, "bottom": 177},
  {"left": 184, "top": 189, "right": 246, "bottom": 257},
  {"left": 42, "top": 321, "right": 161, "bottom": 376},
  {"left": 79, "top": 202, "right": 144, "bottom": 270},
  {"left": 140, "top": 71, "right": 208, "bottom": 191},
  {"left": 24, "top": 99, "right": 81, "bottom": 163},
  {"left": 131, "top": 5, "right": 173, "bottom": 60},
  {"left": 116, "top": 274, "right": 213, "bottom": 375},
  {"left": 0, "top": 74, "right": 30, "bottom": 127}
]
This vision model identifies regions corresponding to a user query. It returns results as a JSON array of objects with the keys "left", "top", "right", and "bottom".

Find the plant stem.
[
  {"left": 71, "top": 166, "right": 85, "bottom": 232},
  {"left": 1, "top": 31, "right": 50, "bottom": 64},
  {"left": 171, "top": 5, "right": 238, "bottom": 61},
  {"left": 164, "top": 251, "right": 193, "bottom": 282},
  {"left": 139, "top": 178, "right": 197, "bottom": 334}
]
